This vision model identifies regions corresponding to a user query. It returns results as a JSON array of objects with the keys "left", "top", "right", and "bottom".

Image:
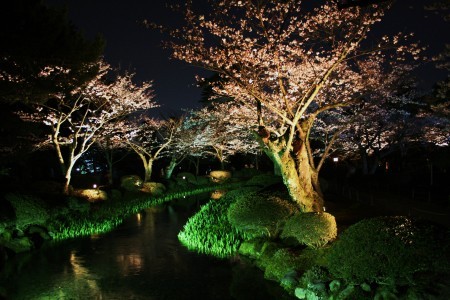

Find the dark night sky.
[{"left": 44, "top": 0, "right": 448, "bottom": 114}]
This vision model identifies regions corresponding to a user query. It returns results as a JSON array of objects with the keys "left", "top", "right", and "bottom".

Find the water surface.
[{"left": 1, "top": 204, "right": 294, "bottom": 299}]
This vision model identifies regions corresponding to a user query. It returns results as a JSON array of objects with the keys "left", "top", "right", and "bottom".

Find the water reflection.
[
  {"left": 0, "top": 204, "right": 294, "bottom": 300},
  {"left": 69, "top": 250, "right": 101, "bottom": 295},
  {"left": 116, "top": 253, "right": 143, "bottom": 276}
]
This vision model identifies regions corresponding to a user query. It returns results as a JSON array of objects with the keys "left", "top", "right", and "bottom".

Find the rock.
[
  {"left": 76, "top": 189, "right": 108, "bottom": 202},
  {"left": 27, "top": 225, "right": 51, "bottom": 241},
  {"left": 120, "top": 175, "right": 143, "bottom": 191},
  {"left": 209, "top": 170, "right": 232, "bottom": 183},
  {"left": 210, "top": 190, "right": 226, "bottom": 200},
  {"left": 141, "top": 182, "right": 166, "bottom": 196},
  {"left": 3, "top": 236, "right": 33, "bottom": 253}
]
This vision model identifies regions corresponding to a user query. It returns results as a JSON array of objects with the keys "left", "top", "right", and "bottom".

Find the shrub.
[
  {"left": 120, "top": 175, "right": 143, "bottom": 191},
  {"left": 67, "top": 197, "right": 90, "bottom": 214},
  {"left": 281, "top": 212, "right": 337, "bottom": 249},
  {"left": 109, "top": 189, "right": 122, "bottom": 201},
  {"left": 244, "top": 174, "right": 281, "bottom": 187},
  {"left": 176, "top": 172, "right": 197, "bottom": 184},
  {"left": 5, "top": 193, "right": 49, "bottom": 231},
  {"left": 227, "top": 192, "right": 298, "bottom": 238},
  {"left": 327, "top": 216, "right": 450, "bottom": 286}
]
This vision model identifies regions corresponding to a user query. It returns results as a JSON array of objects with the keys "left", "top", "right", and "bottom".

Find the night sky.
[{"left": 44, "top": 0, "right": 449, "bottom": 114}]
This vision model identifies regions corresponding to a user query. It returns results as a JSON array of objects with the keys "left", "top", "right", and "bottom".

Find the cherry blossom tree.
[
  {"left": 182, "top": 103, "right": 259, "bottom": 170},
  {"left": 332, "top": 91, "right": 424, "bottom": 175},
  {"left": 120, "top": 116, "right": 180, "bottom": 182},
  {"left": 19, "top": 62, "right": 156, "bottom": 193},
  {"left": 154, "top": 0, "right": 421, "bottom": 212},
  {"left": 95, "top": 120, "right": 130, "bottom": 185}
]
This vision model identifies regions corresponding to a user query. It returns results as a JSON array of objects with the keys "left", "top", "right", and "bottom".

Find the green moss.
[
  {"left": 66, "top": 197, "right": 90, "bottom": 214},
  {"left": 244, "top": 174, "right": 282, "bottom": 187},
  {"left": 327, "top": 216, "right": 450, "bottom": 288},
  {"left": 263, "top": 248, "right": 300, "bottom": 282},
  {"left": 238, "top": 238, "right": 266, "bottom": 259},
  {"left": 281, "top": 212, "right": 337, "bottom": 249},
  {"left": 5, "top": 193, "right": 49, "bottom": 231},
  {"left": 227, "top": 192, "right": 298, "bottom": 238}
]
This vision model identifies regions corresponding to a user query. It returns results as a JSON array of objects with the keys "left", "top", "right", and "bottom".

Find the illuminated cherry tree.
[
  {"left": 19, "top": 62, "right": 156, "bottom": 193},
  {"left": 96, "top": 120, "right": 130, "bottom": 185},
  {"left": 155, "top": 0, "right": 421, "bottom": 211},
  {"left": 182, "top": 103, "right": 259, "bottom": 170},
  {"left": 120, "top": 116, "right": 180, "bottom": 182},
  {"left": 331, "top": 91, "right": 422, "bottom": 174}
]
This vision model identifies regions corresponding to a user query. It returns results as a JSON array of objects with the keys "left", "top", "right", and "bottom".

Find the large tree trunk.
[
  {"left": 144, "top": 158, "right": 154, "bottom": 182},
  {"left": 262, "top": 139, "right": 323, "bottom": 212}
]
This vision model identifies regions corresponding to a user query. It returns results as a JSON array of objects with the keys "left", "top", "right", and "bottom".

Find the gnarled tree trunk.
[{"left": 259, "top": 135, "right": 324, "bottom": 213}]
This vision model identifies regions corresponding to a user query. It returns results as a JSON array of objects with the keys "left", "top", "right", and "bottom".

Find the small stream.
[{"left": 0, "top": 202, "right": 294, "bottom": 300}]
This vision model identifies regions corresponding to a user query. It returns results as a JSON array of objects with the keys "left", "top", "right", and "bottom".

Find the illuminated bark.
[{"left": 155, "top": 0, "right": 421, "bottom": 211}]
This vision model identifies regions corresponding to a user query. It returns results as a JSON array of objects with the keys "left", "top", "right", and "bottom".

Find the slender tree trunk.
[
  {"left": 165, "top": 157, "right": 177, "bottom": 179},
  {"left": 104, "top": 150, "right": 114, "bottom": 185},
  {"left": 195, "top": 157, "right": 200, "bottom": 176},
  {"left": 360, "top": 147, "right": 369, "bottom": 175},
  {"left": 107, "top": 158, "right": 113, "bottom": 185},
  {"left": 63, "top": 162, "right": 75, "bottom": 194},
  {"left": 368, "top": 157, "right": 379, "bottom": 175}
]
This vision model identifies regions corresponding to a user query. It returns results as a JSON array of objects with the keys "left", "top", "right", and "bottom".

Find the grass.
[{"left": 49, "top": 182, "right": 246, "bottom": 241}]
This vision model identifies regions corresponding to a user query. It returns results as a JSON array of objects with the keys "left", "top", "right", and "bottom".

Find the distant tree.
[
  {"left": 96, "top": 121, "right": 130, "bottom": 185},
  {"left": 0, "top": 0, "right": 104, "bottom": 104},
  {"left": 185, "top": 103, "right": 259, "bottom": 170},
  {"left": 19, "top": 63, "right": 156, "bottom": 193},
  {"left": 156, "top": 0, "right": 422, "bottom": 212},
  {"left": 425, "top": 0, "right": 450, "bottom": 139},
  {"left": 120, "top": 116, "right": 181, "bottom": 182},
  {"left": 332, "top": 91, "right": 422, "bottom": 174}
]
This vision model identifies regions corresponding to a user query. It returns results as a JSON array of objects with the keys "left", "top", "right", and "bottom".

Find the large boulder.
[
  {"left": 75, "top": 189, "right": 108, "bottom": 202},
  {"left": 120, "top": 175, "right": 143, "bottom": 191},
  {"left": 209, "top": 170, "right": 232, "bottom": 183},
  {"left": 141, "top": 182, "right": 166, "bottom": 196},
  {"left": 2, "top": 236, "right": 33, "bottom": 253}
]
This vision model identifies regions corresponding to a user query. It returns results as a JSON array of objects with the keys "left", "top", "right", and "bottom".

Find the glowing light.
[
  {"left": 93, "top": 184, "right": 97, "bottom": 189},
  {"left": 182, "top": 176, "right": 186, "bottom": 180},
  {"left": 333, "top": 157, "right": 339, "bottom": 162},
  {"left": 136, "top": 213, "right": 141, "bottom": 224}
]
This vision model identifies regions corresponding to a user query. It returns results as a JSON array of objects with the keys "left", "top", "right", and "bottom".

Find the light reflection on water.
[{"left": 0, "top": 203, "right": 294, "bottom": 300}]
